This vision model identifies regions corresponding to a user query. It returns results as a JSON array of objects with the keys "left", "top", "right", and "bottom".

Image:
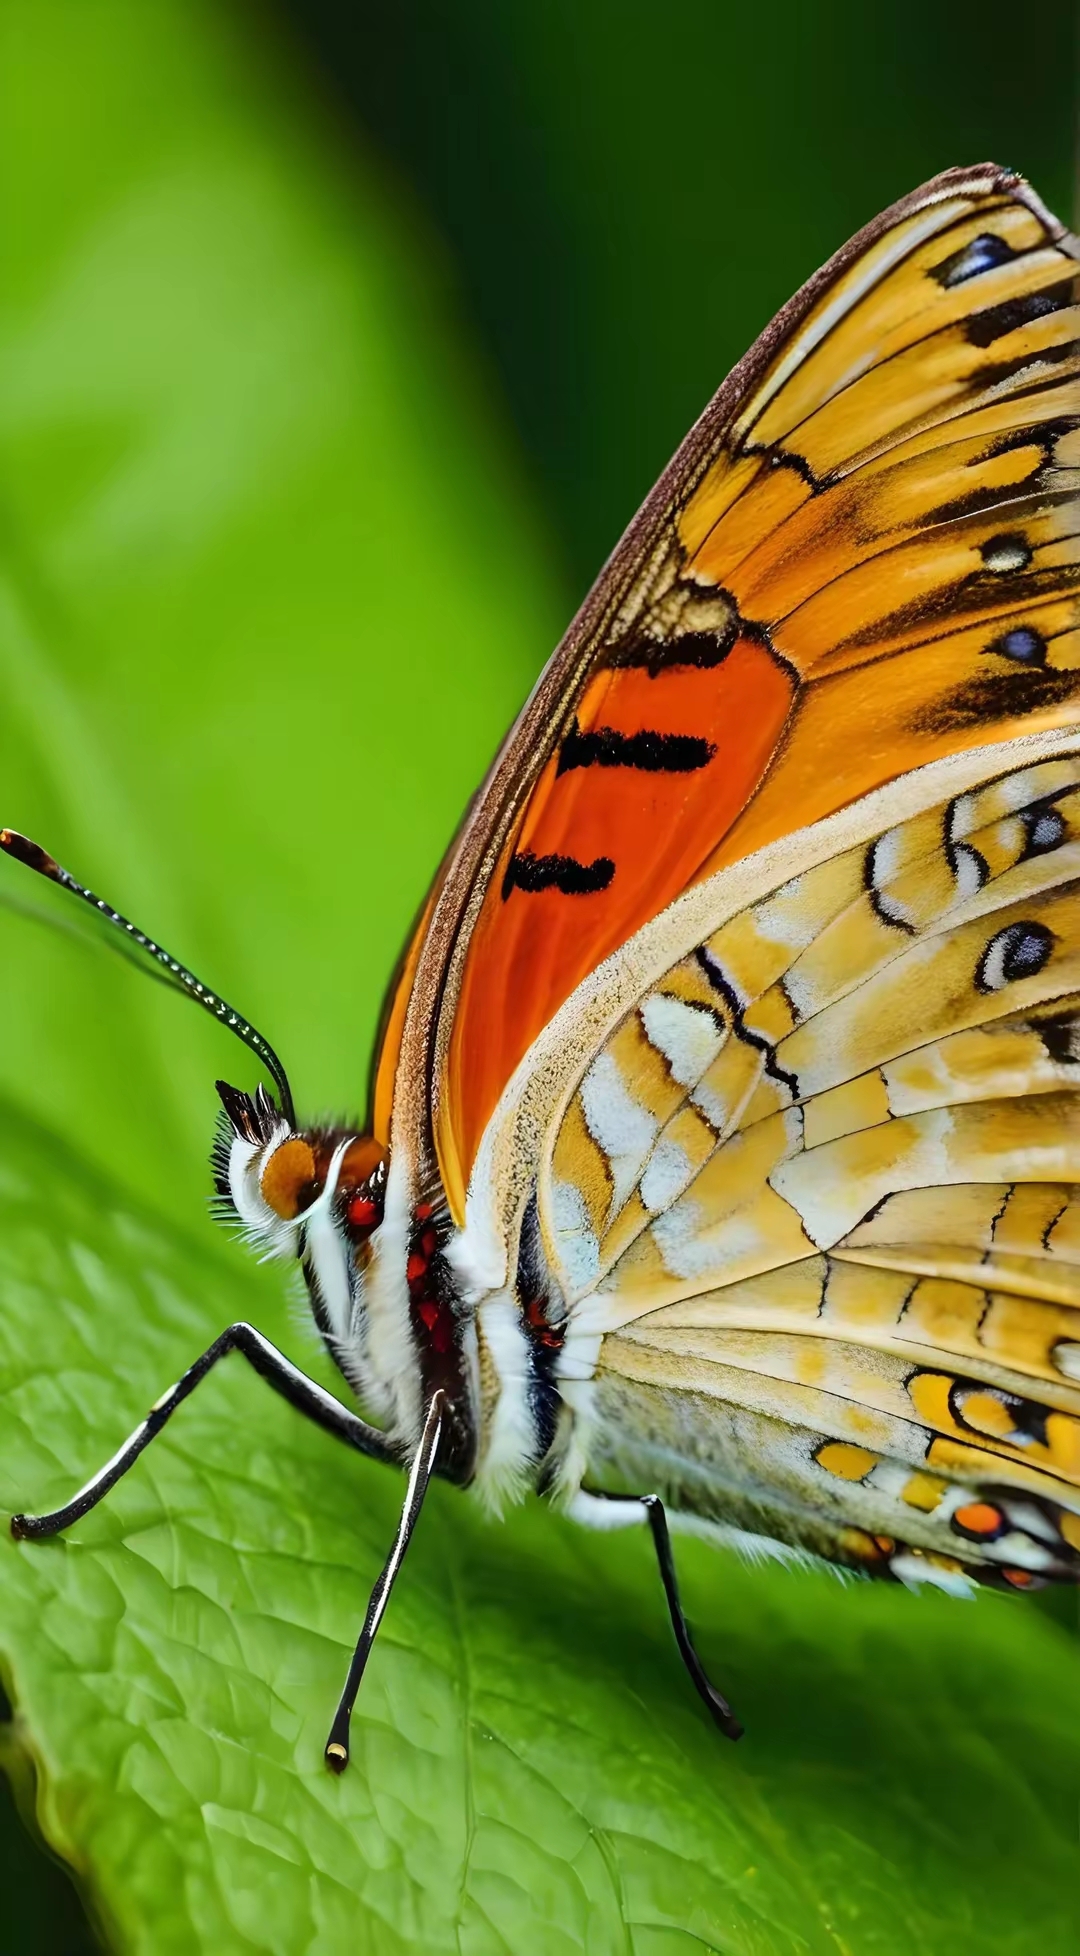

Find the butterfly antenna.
[
  {"left": 324, "top": 1390, "right": 446, "bottom": 1772},
  {"left": 0, "top": 828, "right": 295, "bottom": 1126}
]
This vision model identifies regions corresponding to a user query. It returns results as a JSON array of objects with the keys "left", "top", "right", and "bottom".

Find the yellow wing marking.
[{"left": 619, "top": 1255, "right": 1080, "bottom": 1394}]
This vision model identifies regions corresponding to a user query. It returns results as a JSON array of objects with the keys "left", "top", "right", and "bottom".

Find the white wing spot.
[
  {"left": 650, "top": 1199, "right": 770, "bottom": 1282},
  {"left": 950, "top": 841, "right": 987, "bottom": 902},
  {"left": 640, "top": 1136, "right": 696, "bottom": 1213},
  {"left": 550, "top": 1180, "right": 601, "bottom": 1296},
  {"left": 890, "top": 1551, "right": 977, "bottom": 1599},
  {"left": 870, "top": 825, "right": 906, "bottom": 882},
  {"left": 580, "top": 1049, "right": 659, "bottom": 1216},
  {"left": 641, "top": 991, "right": 725, "bottom": 1086},
  {"left": 1052, "top": 1340, "right": 1080, "bottom": 1381}
]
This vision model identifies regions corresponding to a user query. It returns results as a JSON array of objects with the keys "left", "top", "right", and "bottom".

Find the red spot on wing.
[{"left": 953, "top": 1500, "right": 1005, "bottom": 1538}]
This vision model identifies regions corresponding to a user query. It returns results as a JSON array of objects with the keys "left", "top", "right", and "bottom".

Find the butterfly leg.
[
  {"left": 568, "top": 1489, "right": 743, "bottom": 1739},
  {"left": 10, "top": 1320, "right": 397, "bottom": 1540},
  {"left": 324, "top": 1389, "right": 445, "bottom": 1774}
]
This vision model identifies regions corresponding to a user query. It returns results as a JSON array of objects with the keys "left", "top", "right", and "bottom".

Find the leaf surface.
[{"left": 2, "top": 1105, "right": 1080, "bottom": 1954}]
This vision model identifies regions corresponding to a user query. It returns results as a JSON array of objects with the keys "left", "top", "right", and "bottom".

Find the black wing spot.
[
  {"left": 1020, "top": 803, "right": 1067, "bottom": 858},
  {"left": 1034, "top": 1014, "right": 1078, "bottom": 1066},
  {"left": 926, "top": 419, "right": 1075, "bottom": 530},
  {"left": 607, "top": 622, "right": 737, "bottom": 676},
  {"left": 985, "top": 625, "right": 1046, "bottom": 665},
  {"left": 557, "top": 720, "right": 716, "bottom": 775},
  {"left": 930, "top": 231, "right": 1020, "bottom": 288},
  {"left": 975, "top": 337, "right": 1080, "bottom": 400},
  {"left": 965, "top": 286, "right": 1073, "bottom": 348},
  {"left": 502, "top": 850, "right": 615, "bottom": 898},
  {"left": 975, "top": 920, "right": 1054, "bottom": 993},
  {"left": 913, "top": 664, "right": 1079, "bottom": 734},
  {"left": 984, "top": 415, "right": 1077, "bottom": 464},
  {"left": 980, "top": 533, "right": 1032, "bottom": 575}
]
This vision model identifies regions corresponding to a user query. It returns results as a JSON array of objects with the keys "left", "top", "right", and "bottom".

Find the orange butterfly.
[{"left": 7, "top": 161, "right": 1080, "bottom": 1769}]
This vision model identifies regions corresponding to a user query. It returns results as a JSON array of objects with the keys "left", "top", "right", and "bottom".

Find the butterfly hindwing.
[{"left": 539, "top": 742, "right": 1080, "bottom": 1587}]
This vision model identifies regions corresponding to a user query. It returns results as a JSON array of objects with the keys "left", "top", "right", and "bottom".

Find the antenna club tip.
[
  {"left": 0, "top": 830, "right": 61, "bottom": 879},
  {"left": 324, "top": 1741, "right": 349, "bottom": 1774}
]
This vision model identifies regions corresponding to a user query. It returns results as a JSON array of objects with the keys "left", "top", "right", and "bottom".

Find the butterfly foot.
[{"left": 705, "top": 1692, "right": 744, "bottom": 1743}]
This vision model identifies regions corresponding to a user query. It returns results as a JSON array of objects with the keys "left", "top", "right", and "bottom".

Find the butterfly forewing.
[{"left": 386, "top": 167, "right": 1080, "bottom": 1212}]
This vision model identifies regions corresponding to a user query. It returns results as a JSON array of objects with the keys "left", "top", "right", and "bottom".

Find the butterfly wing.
[
  {"left": 486, "top": 731, "right": 1078, "bottom": 1586},
  {"left": 371, "top": 164, "right": 1080, "bottom": 1571},
  {"left": 376, "top": 163, "right": 1080, "bottom": 1221}
]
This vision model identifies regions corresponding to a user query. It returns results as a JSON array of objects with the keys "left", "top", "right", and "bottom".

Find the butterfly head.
[
  {"left": 213, "top": 1079, "right": 388, "bottom": 1293},
  {"left": 213, "top": 1081, "right": 457, "bottom": 1459}
]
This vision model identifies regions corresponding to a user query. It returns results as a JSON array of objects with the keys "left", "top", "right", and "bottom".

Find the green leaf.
[
  {"left": 3, "top": 1104, "right": 1080, "bottom": 1955},
  {"left": 1, "top": 5, "right": 1079, "bottom": 1954}
]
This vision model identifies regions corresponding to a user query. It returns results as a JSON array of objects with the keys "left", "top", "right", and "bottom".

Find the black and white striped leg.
[
  {"left": 10, "top": 1320, "right": 398, "bottom": 1541},
  {"left": 568, "top": 1489, "right": 744, "bottom": 1740},
  {"left": 325, "top": 1389, "right": 446, "bottom": 1774}
]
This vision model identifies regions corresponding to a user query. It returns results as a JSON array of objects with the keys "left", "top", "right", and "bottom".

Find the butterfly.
[{"left": 6, "top": 160, "right": 1080, "bottom": 1771}]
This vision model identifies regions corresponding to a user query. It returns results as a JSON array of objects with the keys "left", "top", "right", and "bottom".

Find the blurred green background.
[
  {"left": 297, "top": 0, "right": 1077, "bottom": 590},
  {"left": 0, "top": 1, "right": 1075, "bottom": 1948}
]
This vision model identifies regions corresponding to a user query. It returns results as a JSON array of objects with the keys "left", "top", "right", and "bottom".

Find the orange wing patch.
[
  {"left": 443, "top": 636, "right": 794, "bottom": 1182},
  {"left": 414, "top": 170, "right": 1080, "bottom": 1219}
]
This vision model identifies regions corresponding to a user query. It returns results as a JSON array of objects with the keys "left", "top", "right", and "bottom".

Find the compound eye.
[{"left": 260, "top": 1137, "right": 319, "bottom": 1219}]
